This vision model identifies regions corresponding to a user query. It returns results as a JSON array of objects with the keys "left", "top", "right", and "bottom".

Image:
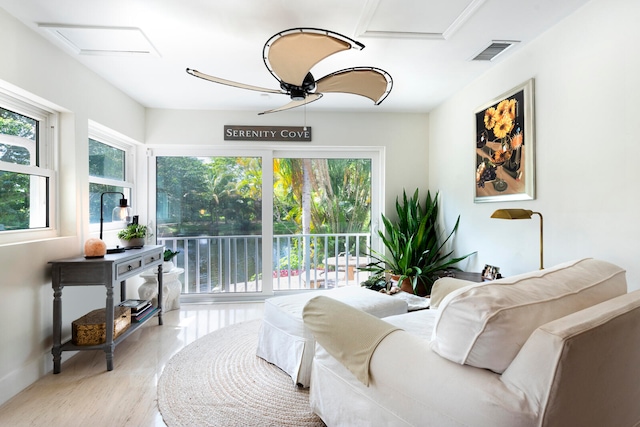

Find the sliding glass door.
[
  {"left": 155, "top": 154, "right": 263, "bottom": 295},
  {"left": 149, "top": 147, "right": 381, "bottom": 301},
  {"left": 272, "top": 156, "right": 373, "bottom": 290}
]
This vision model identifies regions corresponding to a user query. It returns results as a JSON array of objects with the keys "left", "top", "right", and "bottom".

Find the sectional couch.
[{"left": 302, "top": 258, "right": 640, "bottom": 426}]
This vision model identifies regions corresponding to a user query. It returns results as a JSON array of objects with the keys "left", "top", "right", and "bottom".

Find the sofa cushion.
[
  {"left": 429, "top": 277, "right": 477, "bottom": 309},
  {"left": 430, "top": 258, "right": 627, "bottom": 373}
]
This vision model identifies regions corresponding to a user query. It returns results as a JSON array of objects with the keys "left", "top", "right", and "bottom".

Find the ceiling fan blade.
[
  {"left": 186, "top": 68, "right": 283, "bottom": 94},
  {"left": 258, "top": 93, "right": 323, "bottom": 115},
  {"left": 316, "top": 67, "right": 393, "bottom": 104},
  {"left": 264, "top": 28, "right": 364, "bottom": 87}
]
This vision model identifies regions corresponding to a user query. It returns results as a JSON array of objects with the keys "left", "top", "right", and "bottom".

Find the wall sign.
[{"left": 224, "top": 125, "right": 312, "bottom": 142}]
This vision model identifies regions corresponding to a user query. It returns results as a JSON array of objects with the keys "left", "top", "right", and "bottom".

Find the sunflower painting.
[{"left": 474, "top": 79, "right": 536, "bottom": 203}]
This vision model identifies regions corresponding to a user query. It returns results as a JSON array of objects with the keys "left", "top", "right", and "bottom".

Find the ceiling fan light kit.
[{"left": 186, "top": 27, "right": 392, "bottom": 114}]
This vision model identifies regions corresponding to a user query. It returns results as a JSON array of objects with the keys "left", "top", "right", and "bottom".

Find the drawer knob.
[{"left": 128, "top": 265, "right": 133, "bottom": 271}]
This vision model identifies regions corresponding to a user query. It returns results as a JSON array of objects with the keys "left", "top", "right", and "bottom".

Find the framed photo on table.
[
  {"left": 474, "top": 79, "right": 536, "bottom": 203},
  {"left": 482, "top": 264, "right": 501, "bottom": 281}
]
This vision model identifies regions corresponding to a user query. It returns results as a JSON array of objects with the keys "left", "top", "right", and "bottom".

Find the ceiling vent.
[{"left": 472, "top": 40, "right": 518, "bottom": 61}]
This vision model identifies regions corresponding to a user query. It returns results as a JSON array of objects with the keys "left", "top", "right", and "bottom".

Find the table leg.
[
  {"left": 52, "top": 285, "right": 62, "bottom": 374},
  {"left": 157, "top": 263, "right": 163, "bottom": 325},
  {"left": 104, "top": 284, "right": 115, "bottom": 371}
]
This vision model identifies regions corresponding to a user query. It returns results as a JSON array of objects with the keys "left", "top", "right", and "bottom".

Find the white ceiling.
[{"left": 0, "top": 0, "right": 591, "bottom": 114}]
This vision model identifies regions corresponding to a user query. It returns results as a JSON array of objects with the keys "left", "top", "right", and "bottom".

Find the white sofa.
[{"left": 302, "top": 258, "right": 640, "bottom": 427}]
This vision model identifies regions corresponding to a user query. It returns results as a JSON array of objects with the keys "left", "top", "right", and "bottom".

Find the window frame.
[
  {"left": 0, "top": 86, "right": 58, "bottom": 243},
  {"left": 88, "top": 121, "right": 136, "bottom": 233}
]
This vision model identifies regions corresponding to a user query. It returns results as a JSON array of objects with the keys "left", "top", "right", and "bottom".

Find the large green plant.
[{"left": 361, "top": 189, "right": 475, "bottom": 294}]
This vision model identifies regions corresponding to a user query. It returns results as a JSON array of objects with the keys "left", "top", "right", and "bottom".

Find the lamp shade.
[
  {"left": 112, "top": 201, "right": 132, "bottom": 223},
  {"left": 100, "top": 191, "right": 130, "bottom": 242},
  {"left": 490, "top": 209, "right": 534, "bottom": 220}
]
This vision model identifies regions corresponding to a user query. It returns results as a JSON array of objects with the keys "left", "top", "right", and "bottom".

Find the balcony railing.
[{"left": 157, "top": 233, "right": 372, "bottom": 294}]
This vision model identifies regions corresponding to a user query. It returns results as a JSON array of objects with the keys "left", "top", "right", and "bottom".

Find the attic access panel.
[
  {"left": 356, "top": 0, "right": 486, "bottom": 39},
  {"left": 39, "top": 24, "right": 160, "bottom": 56}
]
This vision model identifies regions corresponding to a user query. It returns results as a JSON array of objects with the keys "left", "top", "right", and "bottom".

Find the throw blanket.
[{"left": 302, "top": 296, "right": 400, "bottom": 386}]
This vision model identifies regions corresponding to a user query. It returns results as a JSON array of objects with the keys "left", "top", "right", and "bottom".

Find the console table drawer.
[
  {"left": 144, "top": 251, "right": 163, "bottom": 267},
  {"left": 116, "top": 258, "right": 143, "bottom": 278}
]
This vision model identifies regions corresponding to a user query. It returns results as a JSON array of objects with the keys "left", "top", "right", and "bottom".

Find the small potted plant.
[
  {"left": 117, "top": 223, "right": 147, "bottom": 248},
  {"left": 360, "top": 273, "right": 390, "bottom": 292},
  {"left": 162, "top": 249, "right": 180, "bottom": 272}
]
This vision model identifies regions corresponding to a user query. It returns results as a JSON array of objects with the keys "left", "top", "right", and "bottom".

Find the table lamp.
[
  {"left": 100, "top": 191, "right": 132, "bottom": 254},
  {"left": 491, "top": 209, "right": 544, "bottom": 269}
]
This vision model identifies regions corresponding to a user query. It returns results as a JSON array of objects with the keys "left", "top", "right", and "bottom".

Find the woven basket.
[{"left": 72, "top": 306, "right": 131, "bottom": 346}]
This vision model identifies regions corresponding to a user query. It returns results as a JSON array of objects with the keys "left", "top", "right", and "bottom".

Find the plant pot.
[
  {"left": 119, "top": 237, "right": 145, "bottom": 248},
  {"left": 392, "top": 275, "right": 430, "bottom": 297},
  {"left": 160, "top": 261, "right": 174, "bottom": 272}
]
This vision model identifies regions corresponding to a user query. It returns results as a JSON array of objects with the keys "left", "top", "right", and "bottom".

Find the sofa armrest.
[
  {"left": 501, "top": 290, "right": 640, "bottom": 427},
  {"left": 302, "top": 295, "right": 400, "bottom": 385}
]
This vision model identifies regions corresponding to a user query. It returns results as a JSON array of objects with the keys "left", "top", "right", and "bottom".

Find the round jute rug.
[{"left": 158, "top": 320, "right": 325, "bottom": 427}]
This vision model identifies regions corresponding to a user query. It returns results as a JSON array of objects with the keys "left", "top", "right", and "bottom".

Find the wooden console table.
[
  {"left": 449, "top": 271, "right": 484, "bottom": 282},
  {"left": 50, "top": 245, "right": 164, "bottom": 374}
]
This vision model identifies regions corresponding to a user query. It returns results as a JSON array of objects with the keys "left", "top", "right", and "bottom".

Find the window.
[
  {"left": 88, "top": 123, "right": 135, "bottom": 232},
  {"left": 0, "top": 90, "right": 56, "bottom": 235}
]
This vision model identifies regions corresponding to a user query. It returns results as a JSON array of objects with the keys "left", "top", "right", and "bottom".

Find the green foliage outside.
[
  {"left": 89, "top": 139, "right": 125, "bottom": 181},
  {"left": 272, "top": 157, "right": 371, "bottom": 263},
  {"left": 156, "top": 156, "right": 372, "bottom": 241},
  {"left": 88, "top": 139, "right": 129, "bottom": 225},
  {"left": 0, "top": 107, "right": 36, "bottom": 231},
  {"left": 156, "top": 156, "right": 263, "bottom": 237}
]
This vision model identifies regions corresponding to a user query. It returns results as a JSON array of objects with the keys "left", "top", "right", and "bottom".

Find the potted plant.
[
  {"left": 162, "top": 249, "right": 180, "bottom": 272},
  {"left": 360, "top": 189, "right": 475, "bottom": 296},
  {"left": 117, "top": 223, "right": 147, "bottom": 248}
]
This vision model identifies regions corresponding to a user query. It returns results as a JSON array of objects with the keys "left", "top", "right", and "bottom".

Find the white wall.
[
  {"left": 429, "top": 0, "right": 640, "bottom": 289},
  {"left": 0, "top": 8, "right": 146, "bottom": 405}
]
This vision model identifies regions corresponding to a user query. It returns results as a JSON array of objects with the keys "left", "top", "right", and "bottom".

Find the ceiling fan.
[{"left": 186, "top": 27, "right": 393, "bottom": 115}]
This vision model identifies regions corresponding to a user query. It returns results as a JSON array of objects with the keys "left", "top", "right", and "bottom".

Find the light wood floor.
[{"left": 0, "top": 302, "right": 265, "bottom": 427}]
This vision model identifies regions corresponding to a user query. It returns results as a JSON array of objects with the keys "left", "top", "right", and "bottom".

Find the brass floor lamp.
[{"left": 491, "top": 209, "right": 544, "bottom": 270}]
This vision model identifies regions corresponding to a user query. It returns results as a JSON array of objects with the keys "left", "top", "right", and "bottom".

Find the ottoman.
[{"left": 256, "top": 286, "right": 408, "bottom": 387}]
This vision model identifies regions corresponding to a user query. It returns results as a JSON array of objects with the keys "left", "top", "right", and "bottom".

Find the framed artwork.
[{"left": 474, "top": 79, "right": 535, "bottom": 203}]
